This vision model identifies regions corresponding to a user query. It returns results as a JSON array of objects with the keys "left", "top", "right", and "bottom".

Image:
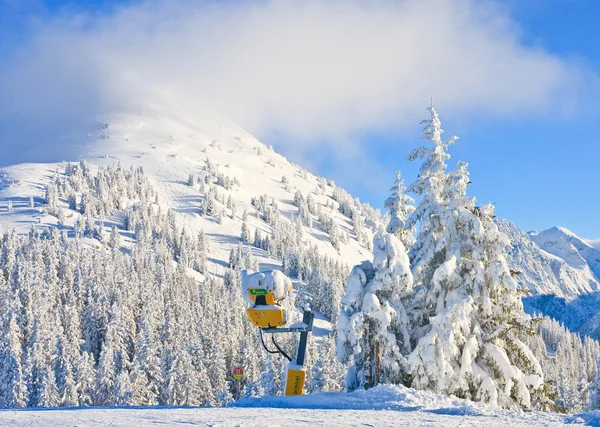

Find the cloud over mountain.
[{"left": 0, "top": 0, "right": 597, "bottom": 165}]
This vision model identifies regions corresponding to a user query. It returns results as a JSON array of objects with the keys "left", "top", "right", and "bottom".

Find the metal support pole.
[{"left": 296, "top": 309, "right": 314, "bottom": 366}]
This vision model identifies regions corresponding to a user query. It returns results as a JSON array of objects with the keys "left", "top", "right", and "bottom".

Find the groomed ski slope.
[{"left": 0, "top": 385, "right": 598, "bottom": 426}]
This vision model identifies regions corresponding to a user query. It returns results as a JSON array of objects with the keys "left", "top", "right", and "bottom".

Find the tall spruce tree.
[{"left": 406, "top": 108, "right": 549, "bottom": 410}]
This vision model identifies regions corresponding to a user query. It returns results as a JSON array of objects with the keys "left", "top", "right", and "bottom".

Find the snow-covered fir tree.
[
  {"left": 404, "top": 107, "right": 550, "bottom": 410},
  {"left": 337, "top": 227, "right": 413, "bottom": 390},
  {"left": 240, "top": 210, "right": 250, "bottom": 243},
  {"left": 384, "top": 171, "right": 415, "bottom": 249},
  {"left": 405, "top": 105, "right": 457, "bottom": 296}
]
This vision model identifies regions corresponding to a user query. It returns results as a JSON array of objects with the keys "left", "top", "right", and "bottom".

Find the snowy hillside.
[
  {"left": 0, "top": 104, "right": 385, "bottom": 411},
  {"left": 2, "top": 106, "right": 600, "bottom": 340},
  {"left": 0, "top": 104, "right": 374, "bottom": 276},
  {"left": 1, "top": 104, "right": 597, "bottom": 325},
  {"left": 0, "top": 384, "right": 596, "bottom": 426}
]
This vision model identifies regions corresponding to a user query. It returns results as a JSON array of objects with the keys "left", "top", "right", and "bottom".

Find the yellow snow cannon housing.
[{"left": 245, "top": 288, "right": 287, "bottom": 328}]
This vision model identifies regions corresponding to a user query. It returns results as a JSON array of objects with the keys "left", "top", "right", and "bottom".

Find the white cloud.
[{"left": 0, "top": 0, "right": 596, "bottom": 165}]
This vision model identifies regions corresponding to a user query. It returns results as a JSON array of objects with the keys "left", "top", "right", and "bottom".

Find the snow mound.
[
  {"left": 241, "top": 269, "right": 292, "bottom": 305},
  {"left": 234, "top": 384, "right": 592, "bottom": 425},
  {"left": 235, "top": 384, "right": 487, "bottom": 414}
]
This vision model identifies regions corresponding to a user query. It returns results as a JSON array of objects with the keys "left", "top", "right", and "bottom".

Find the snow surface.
[
  {"left": 241, "top": 270, "right": 292, "bottom": 304},
  {"left": 0, "top": 384, "right": 595, "bottom": 426}
]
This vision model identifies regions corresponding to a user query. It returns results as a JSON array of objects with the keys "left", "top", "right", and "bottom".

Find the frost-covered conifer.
[
  {"left": 405, "top": 112, "right": 548, "bottom": 410},
  {"left": 195, "top": 230, "right": 208, "bottom": 274},
  {"left": 406, "top": 105, "right": 457, "bottom": 287},
  {"left": 0, "top": 310, "right": 27, "bottom": 408},
  {"left": 587, "top": 359, "right": 600, "bottom": 409},
  {"left": 108, "top": 226, "right": 121, "bottom": 250},
  {"left": 311, "top": 334, "right": 345, "bottom": 393},
  {"left": 241, "top": 210, "right": 250, "bottom": 243},
  {"left": 384, "top": 171, "right": 415, "bottom": 249},
  {"left": 337, "top": 227, "right": 413, "bottom": 390},
  {"left": 203, "top": 191, "right": 216, "bottom": 217},
  {"left": 67, "top": 194, "right": 77, "bottom": 211}
]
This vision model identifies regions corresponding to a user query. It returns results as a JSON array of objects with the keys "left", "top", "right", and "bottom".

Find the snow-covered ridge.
[
  {"left": 530, "top": 226, "right": 600, "bottom": 280},
  {"left": 498, "top": 219, "right": 600, "bottom": 300},
  {"left": 498, "top": 219, "right": 600, "bottom": 339}
]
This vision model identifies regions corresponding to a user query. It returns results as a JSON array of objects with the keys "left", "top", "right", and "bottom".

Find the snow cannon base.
[
  {"left": 246, "top": 305, "right": 287, "bottom": 328},
  {"left": 284, "top": 363, "right": 306, "bottom": 396}
]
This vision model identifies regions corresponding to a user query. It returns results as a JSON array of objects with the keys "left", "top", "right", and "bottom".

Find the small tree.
[
  {"left": 241, "top": 210, "right": 250, "bottom": 243},
  {"left": 587, "top": 359, "right": 600, "bottom": 409},
  {"left": 384, "top": 171, "right": 415, "bottom": 249}
]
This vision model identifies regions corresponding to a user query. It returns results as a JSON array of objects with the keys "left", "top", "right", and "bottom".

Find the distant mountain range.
[{"left": 499, "top": 220, "right": 600, "bottom": 338}]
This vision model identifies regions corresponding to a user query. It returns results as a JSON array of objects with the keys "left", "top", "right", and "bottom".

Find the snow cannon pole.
[{"left": 284, "top": 309, "right": 314, "bottom": 396}]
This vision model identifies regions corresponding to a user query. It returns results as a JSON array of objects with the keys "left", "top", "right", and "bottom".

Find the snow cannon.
[
  {"left": 241, "top": 269, "right": 314, "bottom": 397},
  {"left": 242, "top": 270, "right": 293, "bottom": 328}
]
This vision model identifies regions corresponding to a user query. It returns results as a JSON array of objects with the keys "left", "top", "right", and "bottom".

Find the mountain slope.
[
  {"left": 0, "top": 105, "right": 376, "bottom": 279},
  {"left": 498, "top": 220, "right": 600, "bottom": 338}
]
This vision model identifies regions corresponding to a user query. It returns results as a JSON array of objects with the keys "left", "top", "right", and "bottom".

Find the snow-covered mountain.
[
  {"left": 0, "top": 104, "right": 374, "bottom": 278},
  {"left": 530, "top": 226, "right": 600, "bottom": 281},
  {"left": 499, "top": 220, "right": 600, "bottom": 299},
  {"left": 499, "top": 220, "right": 600, "bottom": 337}
]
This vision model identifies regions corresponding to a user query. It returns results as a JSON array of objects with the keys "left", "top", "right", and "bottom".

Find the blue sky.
[{"left": 1, "top": 0, "right": 599, "bottom": 238}]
